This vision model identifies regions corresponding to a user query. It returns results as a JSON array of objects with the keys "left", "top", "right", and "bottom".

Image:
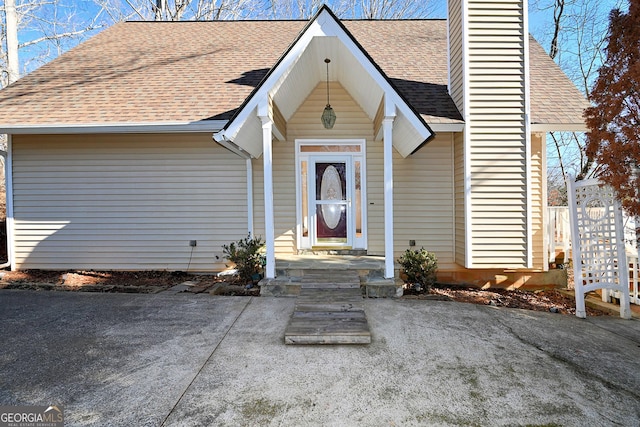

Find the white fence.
[{"left": 548, "top": 206, "right": 639, "bottom": 305}]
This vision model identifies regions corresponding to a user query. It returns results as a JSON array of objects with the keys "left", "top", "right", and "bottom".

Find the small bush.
[
  {"left": 222, "top": 234, "right": 265, "bottom": 283},
  {"left": 398, "top": 248, "right": 438, "bottom": 290}
]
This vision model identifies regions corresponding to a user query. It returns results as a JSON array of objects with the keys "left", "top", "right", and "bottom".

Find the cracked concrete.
[{"left": 1, "top": 290, "right": 639, "bottom": 426}]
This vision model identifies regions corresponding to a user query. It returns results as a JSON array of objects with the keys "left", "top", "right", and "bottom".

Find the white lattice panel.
[{"left": 568, "top": 179, "right": 631, "bottom": 318}]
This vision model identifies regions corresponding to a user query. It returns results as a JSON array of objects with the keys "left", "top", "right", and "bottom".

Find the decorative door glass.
[{"left": 315, "top": 162, "right": 348, "bottom": 243}]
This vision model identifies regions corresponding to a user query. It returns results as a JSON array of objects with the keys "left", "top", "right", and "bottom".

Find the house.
[{"left": 0, "top": 2, "right": 588, "bottom": 289}]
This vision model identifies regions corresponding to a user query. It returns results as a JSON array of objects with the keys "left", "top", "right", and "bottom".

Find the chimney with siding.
[{"left": 448, "top": 0, "right": 531, "bottom": 269}]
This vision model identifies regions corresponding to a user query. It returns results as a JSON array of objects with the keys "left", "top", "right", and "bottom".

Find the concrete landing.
[{"left": 284, "top": 270, "right": 371, "bottom": 344}]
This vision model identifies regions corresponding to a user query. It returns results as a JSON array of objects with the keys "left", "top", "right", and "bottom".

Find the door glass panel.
[
  {"left": 300, "top": 145, "right": 361, "bottom": 153},
  {"left": 301, "top": 161, "right": 308, "bottom": 237},
  {"left": 315, "top": 162, "right": 347, "bottom": 241},
  {"left": 355, "top": 160, "right": 362, "bottom": 238}
]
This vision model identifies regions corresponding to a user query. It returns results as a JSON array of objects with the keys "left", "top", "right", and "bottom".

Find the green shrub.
[
  {"left": 222, "top": 234, "right": 265, "bottom": 283},
  {"left": 397, "top": 248, "right": 438, "bottom": 290}
]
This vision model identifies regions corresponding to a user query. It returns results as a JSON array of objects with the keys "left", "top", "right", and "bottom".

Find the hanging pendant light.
[{"left": 321, "top": 58, "right": 336, "bottom": 129}]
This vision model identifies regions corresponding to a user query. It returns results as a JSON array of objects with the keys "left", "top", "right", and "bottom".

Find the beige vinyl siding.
[
  {"left": 12, "top": 133, "right": 247, "bottom": 271},
  {"left": 394, "top": 133, "right": 455, "bottom": 268},
  {"left": 466, "top": 0, "right": 528, "bottom": 268},
  {"left": 366, "top": 136, "right": 384, "bottom": 255},
  {"left": 448, "top": 0, "right": 465, "bottom": 112},
  {"left": 531, "top": 133, "right": 545, "bottom": 269},
  {"left": 454, "top": 132, "right": 466, "bottom": 265}
]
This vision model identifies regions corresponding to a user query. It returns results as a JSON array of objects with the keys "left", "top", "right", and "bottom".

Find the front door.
[
  {"left": 311, "top": 158, "right": 351, "bottom": 247},
  {"left": 296, "top": 140, "right": 367, "bottom": 250}
]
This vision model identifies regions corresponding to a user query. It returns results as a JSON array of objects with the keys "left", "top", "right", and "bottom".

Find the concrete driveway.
[{"left": 1, "top": 289, "right": 639, "bottom": 426}]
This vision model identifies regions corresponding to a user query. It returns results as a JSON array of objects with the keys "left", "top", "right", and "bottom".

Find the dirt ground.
[
  {"left": 0, "top": 269, "right": 608, "bottom": 315},
  {"left": 0, "top": 270, "right": 260, "bottom": 296}
]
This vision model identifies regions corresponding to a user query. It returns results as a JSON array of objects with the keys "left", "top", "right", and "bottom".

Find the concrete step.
[
  {"left": 285, "top": 288, "right": 371, "bottom": 345},
  {"left": 260, "top": 268, "right": 402, "bottom": 298}
]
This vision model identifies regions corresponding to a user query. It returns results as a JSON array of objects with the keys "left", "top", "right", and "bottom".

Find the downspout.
[
  {"left": 0, "top": 137, "right": 13, "bottom": 269},
  {"left": 246, "top": 158, "right": 254, "bottom": 237},
  {"left": 213, "top": 131, "right": 254, "bottom": 237}
]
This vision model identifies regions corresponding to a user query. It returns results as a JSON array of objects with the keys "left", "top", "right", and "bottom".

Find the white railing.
[
  {"left": 630, "top": 254, "right": 640, "bottom": 305},
  {"left": 548, "top": 207, "right": 572, "bottom": 264}
]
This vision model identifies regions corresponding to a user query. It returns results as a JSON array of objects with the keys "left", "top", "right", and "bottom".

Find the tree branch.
[{"left": 18, "top": 26, "right": 104, "bottom": 49}]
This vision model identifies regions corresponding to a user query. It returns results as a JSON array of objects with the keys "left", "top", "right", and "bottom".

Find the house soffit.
[{"left": 214, "top": 5, "right": 434, "bottom": 159}]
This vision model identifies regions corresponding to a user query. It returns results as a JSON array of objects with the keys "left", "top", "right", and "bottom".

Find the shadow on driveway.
[{"left": 1, "top": 290, "right": 639, "bottom": 426}]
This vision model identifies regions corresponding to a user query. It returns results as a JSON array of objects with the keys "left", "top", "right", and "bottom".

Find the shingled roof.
[{"left": 0, "top": 19, "right": 586, "bottom": 130}]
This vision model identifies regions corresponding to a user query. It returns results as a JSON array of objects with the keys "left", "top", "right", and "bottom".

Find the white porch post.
[
  {"left": 383, "top": 116, "right": 395, "bottom": 279},
  {"left": 259, "top": 111, "right": 276, "bottom": 279}
]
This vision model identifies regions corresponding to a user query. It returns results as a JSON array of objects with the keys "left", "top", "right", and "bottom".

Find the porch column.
[
  {"left": 260, "top": 114, "right": 276, "bottom": 279},
  {"left": 383, "top": 116, "right": 395, "bottom": 279}
]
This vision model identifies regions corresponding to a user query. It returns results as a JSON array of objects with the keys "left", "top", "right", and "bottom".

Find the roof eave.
[
  {"left": 0, "top": 120, "right": 227, "bottom": 134},
  {"left": 429, "top": 122, "right": 465, "bottom": 132},
  {"left": 530, "top": 123, "right": 587, "bottom": 132}
]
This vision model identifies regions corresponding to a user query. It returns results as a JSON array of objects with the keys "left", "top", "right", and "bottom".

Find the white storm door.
[{"left": 309, "top": 156, "right": 353, "bottom": 248}]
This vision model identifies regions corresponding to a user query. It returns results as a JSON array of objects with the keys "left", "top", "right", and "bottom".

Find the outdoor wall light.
[{"left": 321, "top": 58, "right": 337, "bottom": 129}]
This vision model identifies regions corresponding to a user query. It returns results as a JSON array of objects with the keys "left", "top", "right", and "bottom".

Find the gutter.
[
  {"left": 0, "top": 120, "right": 228, "bottom": 135},
  {"left": 212, "top": 131, "right": 251, "bottom": 159}
]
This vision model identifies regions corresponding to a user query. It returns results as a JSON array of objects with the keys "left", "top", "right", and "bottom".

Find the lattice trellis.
[{"left": 568, "top": 179, "right": 631, "bottom": 318}]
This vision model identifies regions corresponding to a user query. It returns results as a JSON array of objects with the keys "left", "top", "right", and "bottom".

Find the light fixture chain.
[{"left": 326, "top": 58, "right": 330, "bottom": 106}]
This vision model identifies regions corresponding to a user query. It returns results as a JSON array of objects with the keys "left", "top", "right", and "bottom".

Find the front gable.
[{"left": 214, "top": 5, "right": 434, "bottom": 159}]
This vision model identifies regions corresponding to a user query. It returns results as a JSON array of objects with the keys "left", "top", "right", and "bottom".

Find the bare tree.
[
  {"left": 105, "top": 0, "right": 267, "bottom": 21},
  {"left": 4, "top": 0, "right": 18, "bottom": 85},
  {"left": 353, "top": 0, "right": 439, "bottom": 19},
  {"left": 265, "top": 0, "right": 443, "bottom": 19},
  {"left": 549, "top": 0, "right": 564, "bottom": 59},
  {"left": 530, "top": 0, "right": 624, "bottom": 203},
  {"left": 1, "top": 0, "right": 106, "bottom": 88}
]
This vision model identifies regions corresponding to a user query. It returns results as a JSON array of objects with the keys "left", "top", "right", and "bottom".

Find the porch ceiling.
[
  {"left": 214, "top": 6, "right": 434, "bottom": 159},
  {"left": 271, "top": 36, "right": 383, "bottom": 122}
]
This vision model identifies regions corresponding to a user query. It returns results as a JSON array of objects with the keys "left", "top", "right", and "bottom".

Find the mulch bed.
[
  {"left": 0, "top": 269, "right": 607, "bottom": 315},
  {"left": 403, "top": 283, "right": 608, "bottom": 316}
]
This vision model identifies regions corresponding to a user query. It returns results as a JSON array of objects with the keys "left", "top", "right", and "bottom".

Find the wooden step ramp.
[{"left": 284, "top": 270, "right": 371, "bottom": 345}]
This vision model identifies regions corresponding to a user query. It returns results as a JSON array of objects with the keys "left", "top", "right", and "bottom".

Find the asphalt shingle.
[{"left": 0, "top": 19, "right": 586, "bottom": 128}]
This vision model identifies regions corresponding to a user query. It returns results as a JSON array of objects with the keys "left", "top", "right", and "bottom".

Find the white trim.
[
  {"left": 327, "top": 18, "right": 432, "bottom": 144},
  {"left": 0, "top": 121, "right": 227, "bottom": 134},
  {"left": 5, "top": 135, "right": 15, "bottom": 270},
  {"left": 540, "top": 133, "right": 549, "bottom": 271},
  {"left": 359, "top": 141, "right": 368, "bottom": 251},
  {"left": 246, "top": 158, "right": 254, "bottom": 237},
  {"left": 221, "top": 19, "right": 320, "bottom": 143},
  {"left": 383, "top": 116, "right": 395, "bottom": 279},
  {"left": 295, "top": 147, "right": 304, "bottom": 249},
  {"left": 260, "top": 113, "right": 276, "bottom": 279},
  {"left": 523, "top": 0, "right": 533, "bottom": 269},
  {"left": 214, "top": 137, "right": 252, "bottom": 159},
  {"left": 431, "top": 123, "right": 464, "bottom": 132},
  {"left": 461, "top": 0, "right": 473, "bottom": 268},
  {"left": 222, "top": 8, "right": 432, "bottom": 155},
  {"left": 450, "top": 132, "right": 457, "bottom": 266},
  {"left": 530, "top": 123, "right": 587, "bottom": 132},
  {"left": 295, "top": 139, "right": 367, "bottom": 251}
]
